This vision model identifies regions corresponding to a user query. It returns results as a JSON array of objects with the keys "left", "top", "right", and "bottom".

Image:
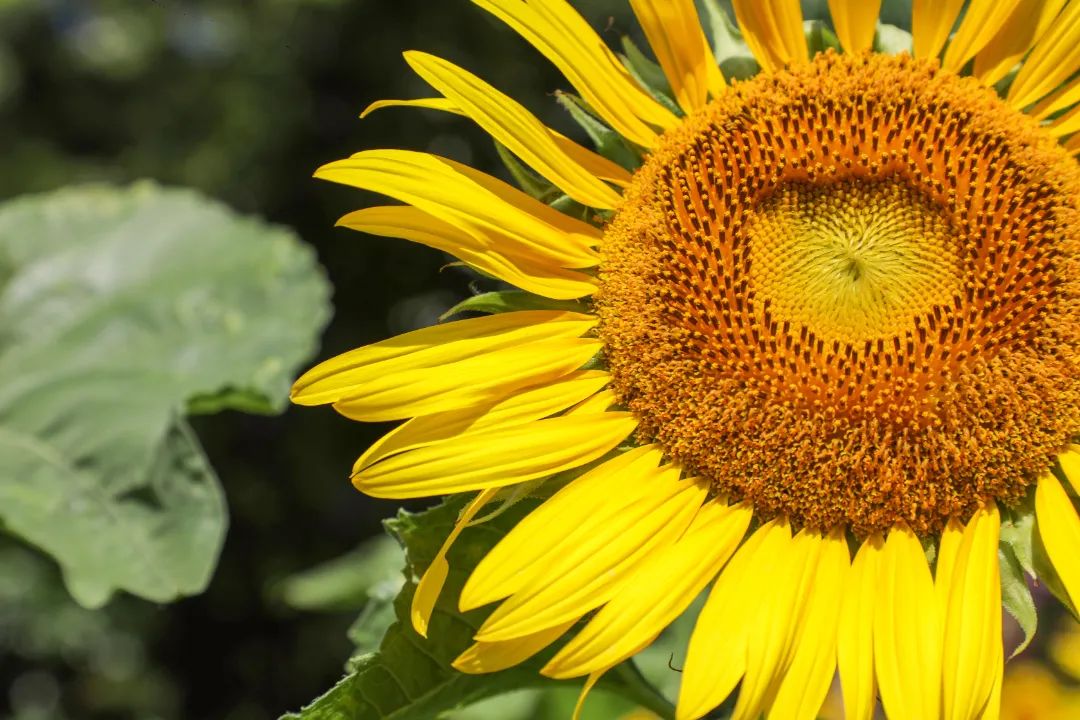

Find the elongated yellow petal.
[
  {"left": 356, "top": 410, "right": 637, "bottom": 498},
  {"left": 333, "top": 337, "right": 600, "bottom": 422},
  {"left": 360, "top": 97, "right": 463, "bottom": 118},
  {"left": 351, "top": 371, "right": 610, "bottom": 474},
  {"left": 941, "top": 505, "right": 1002, "bottom": 720},
  {"left": 979, "top": 652, "right": 1003, "bottom": 720},
  {"left": 828, "top": 0, "right": 882, "bottom": 54},
  {"left": 1068, "top": 132, "right": 1080, "bottom": 156},
  {"left": 837, "top": 535, "right": 882, "bottom": 720},
  {"left": 412, "top": 488, "right": 497, "bottom": 637},
  {"left": 453, "top": 620, "right": 575, "bottom": 673},
  {"left": 629, "top": 0, "right": 724, "bottom": 113},
  {"left": 1007, "top": 1, "right": 1080, "bottom": 110},
  {"left": 732, "top": 0, "right": 807, "bottom": 72},
  {"left": 677, "top": 520, "right": 790, "bottom": 720},
  {"left": 472, "top": 0, "right": 677, "bottom": 147},
  {"left": 1060, "top": 447, "right": 1080, "bottom": 493},
  {"left": 732, "top": 529, "right": 823, "bottom": 720},
  {"left": 573, "top": 670, "right": 607, "bottom": 720},
  {"left": 543, "top": 499, "right": 752, "bottom": 678},
  {"left": 460, "top": 446, "right": 664, "bottom": 610},
  {"left": 912, "top": 0, "right": 965, "bottom": 60},
  {"left": 973, "top": 0, "right": 1066, "bottom": 86},
  {"left": 338, "top": 206, "right": 596, "bottom": 300},
  {"left": 1035, "top": 471, "right": 1080, "bottom": 607},
  {"left": 292, "top": 310, "right": 596, "bottom": 409},
  {"left": 475, "top": 468, "right": 706, "bottom": 641},
  {"left": 874, "top": 525, "right": 941, "bottom": 720},
  {"left": 403, "top": 51, "right": 623, "bottom": 209},
  {"left": 941, "top": 0, "right": 1024, "bottom": 73},
  {"left": 317, "top": 150, "right": 601, "bottom": 269},
  {"left": 765, "top": 530, "right": 850, "bottom": 720},
  {"left": 1029, "top": 80, "right": 1080, "bottom": 120},
  {"left": 935, "top": 519, "right": 965, "bottom": 613},
  {"left": 1050, "top": 102, "right": 1080, "bottom": 137}
]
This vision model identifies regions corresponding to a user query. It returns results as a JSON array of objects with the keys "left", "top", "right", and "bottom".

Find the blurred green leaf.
[
  {"left": 555, "top": 92, "right": 643, "bottom": 171},
  {"left": 804, "top": 20, "right": 841, "bottom": 56},
  {"left": 697, "top": 0, "right": 760, "bottom": 81},
  {"left": 874, "top": 23, "right": 914, "bottom": 55},
  {"left": 619, "top": 37, "right": 681, "bottom": 116},
  {"left": 0, "top": 182, "right": 331, "bottom": 607},
  {"left": 279, "top": 534, "right": 404, "bottom": 613}
]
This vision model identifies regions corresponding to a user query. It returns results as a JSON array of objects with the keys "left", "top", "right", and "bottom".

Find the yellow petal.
[
  {"left": 1028, "top": 79, "right": 1080, "bottom": 120},
  {"left": 732, "top": 528, "right": 823, "bottom": 720},
  {"left": 543, "top": 499, "right": 752, "bottom": 678},
  {"left": 1051, "top": 102, "right": 1080, "bottom": 137},
  {"left": 330, "top": 337, "right": 601, "bottom": 422},
  {"left": 360, "top": 97, "right": 463, "bottom": 119},
  {"left": 1007, "top": 1, "right": 1080, "bottom": 110},
  {"left": 573, "top": 670, "right": 607, "bottom": 720},
  {"left": 1035, "top": 471, "right": 1080, "bottom": 608},
  {"left": 629, "top": 0, "right": 725, "bottom": 113},
  {"left": 472, "top": 0, "right": 677, "bottom": 148},
  {"left": 874, "top": 525, "right": 942, "bottom": 720},
  {"left": 973, "top": 0, "right": 1067, "bottom": 87},
  {"left": 475, "top": 467, "right": 707, "bottom": 641},
  {"left": 460, "top": 446, "right": 665, "bottom": 610},
  {"left": 978, "top": 652, "right": 1004, "bottom": 720},
  {"left": 355, "top": 410, "right": 638, "bottom": 498},
  {"left": 732, "top": 0, "right": 808, "bottom": 72},
  {"left": 351, "top": 370, "right": 610, "bottom": 474},
  {"left": 1068, "top": 131, "right": 1080, "bottom": 156},
  {"left": 453, "top": 620, "right": 575, "bottom": 673},
  {"left": 935, "top": 519, "right": 965, "bottom": 614},
  {"left": 1059, "top": 447, "right": 1080, "bottom": 494},
  {"left": 827, "top": 0, "right": 883, "bottom": 54},
  {"left": 837, "top": 535, "right": 882, "bottom": 720},
  {"left": 941, "top": 505, "right": 1002, "bottom": 720},
  {"left": 941, "top": 0, "right": 1024, "bottom": 73},
  {"left": 316, "top": 150, "right": 601, "bottom": 270},
  {"left": 403, "top": 51, "right": 623, "bottom": 209},
  {"left": 293, "top": 309, "right": 596, "bottom": 411},
  {"left": 338, "top": 206, "right": 596, "bottom": 300},
  {"left": 411, "top": 488, "right": 497, "bottom": 637},
  {"left": 912, "top": 0, "right": 965, "bottom": 60},
  {"left": 676, "top": 520, "right": 790, "bottom": 720},
  {"left": 766, "top": 530, "right": 851, "bottom": 720}
]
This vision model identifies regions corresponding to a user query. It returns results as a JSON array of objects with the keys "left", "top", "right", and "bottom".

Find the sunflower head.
[{"left": 294, "top": 2, "right": 1080, "bottom": 719}]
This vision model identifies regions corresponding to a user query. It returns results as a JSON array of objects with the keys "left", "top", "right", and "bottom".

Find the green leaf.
[
  {"left": 555, "top": 92, "right": 642, "bottom": 171},
  {"left": 440, "top": 290, "right": 587, "bottom": 321},
  {"left": 999, "top": 543, "right": 1038, "bottom": 659},
  {"left": 0, "top": 182, "right": 331, "bottom": 606},
  {"left": 278, "top": 535, "right": 405, "bottom": 613},
  {"left": 619, "top": 37, "right": 682, "bottom": 116}
]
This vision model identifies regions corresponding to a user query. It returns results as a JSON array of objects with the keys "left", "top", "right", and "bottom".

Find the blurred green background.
[{"left": 1, "top": 1, "right": 1076, "bottom": 719}]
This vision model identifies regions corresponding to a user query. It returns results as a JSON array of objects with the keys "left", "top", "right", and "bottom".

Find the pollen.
[{"left": 597, "top": 51, "right": 1080, "bottom": 535}]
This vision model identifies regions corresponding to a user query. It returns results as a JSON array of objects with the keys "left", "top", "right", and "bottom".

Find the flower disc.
[{"left": 597, "top": 52, "right": 1080, "bottom": 535}]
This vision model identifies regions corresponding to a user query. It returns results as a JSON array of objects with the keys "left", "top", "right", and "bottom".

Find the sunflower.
[{"left": 292, "top": 1, "right": 1080, "bottom": 718}]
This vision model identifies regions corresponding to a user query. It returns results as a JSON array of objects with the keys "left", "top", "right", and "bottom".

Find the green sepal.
[
  {"left": 619, "top": 37, "right": 682, "bottom": 116},
  {"left": 805, "top": 20, "right": 841, "bottom": 56},
  {"left": 440, "top": 290, "right": 588, "bottom": 321},
  {"left": 276, "top": 534, "right": 404, "bottom": 614},
  {"left": 998, "top": 540, "right": 1038, "bottom": 659},
  {"left": 873, "top": 23, "right": 914, "bottom": 55},
  {"left": 555, "top": 92, "right": 643, "bottom": 172},
  {"left": 494, "top": 141, "right": 558, "bottom": 202},
  {"left": 697, "top": 0, "right": 760, "bottom": 81}
]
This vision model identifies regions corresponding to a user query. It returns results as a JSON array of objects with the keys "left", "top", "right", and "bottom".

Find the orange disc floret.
[{"left": 597, "top": 51, "right": 1080, "bottom": 536}]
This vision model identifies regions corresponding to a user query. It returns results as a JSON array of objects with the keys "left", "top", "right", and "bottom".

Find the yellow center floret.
[{"left": 597, "top": 51, "right": 1080, "bottom": 535}]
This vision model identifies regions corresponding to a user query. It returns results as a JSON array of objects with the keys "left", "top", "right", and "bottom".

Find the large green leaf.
[
  {"left": 0, "top": 182, "right": 331, "bottom": 606},
  {"left": 286, "top": 496, "right": 675, "bottom": 720}
]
